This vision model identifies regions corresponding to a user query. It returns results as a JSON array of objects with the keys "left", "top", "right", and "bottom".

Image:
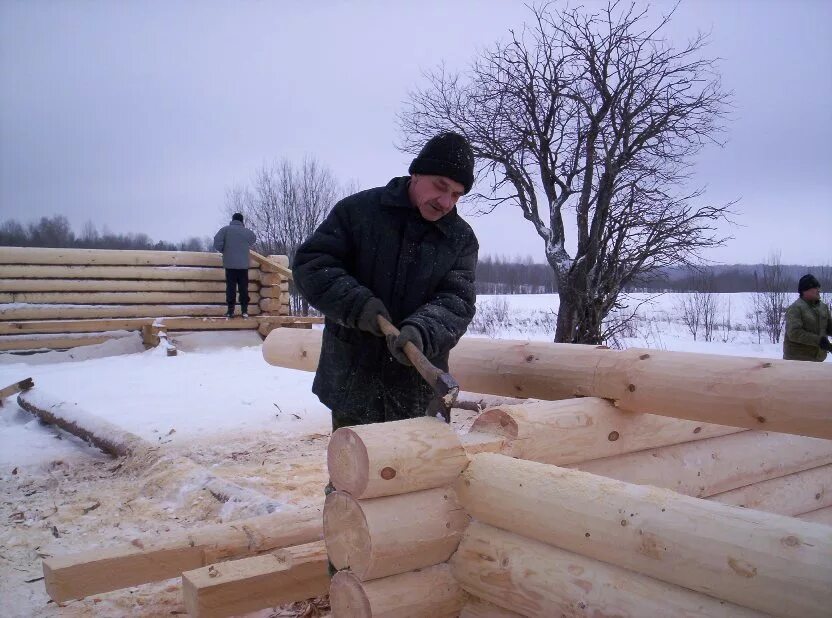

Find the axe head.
[{"left": 425, "top": 371, "right": 459, "bottom": 423}]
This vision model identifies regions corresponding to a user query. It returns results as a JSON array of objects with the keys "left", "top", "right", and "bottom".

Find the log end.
[
  {"left": 327, "top": 428, "right": 370, "bottom": 498},
  {"left": 323, "top": 491, "right": 370, "bottom": 576},
  {"left": 330, "top": 570, "right": 371, "bottom": 618},
  {"left": 470, "top": 408, "right": 520, "bottom": 439}
]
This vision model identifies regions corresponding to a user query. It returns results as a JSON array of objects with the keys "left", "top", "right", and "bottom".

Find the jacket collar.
[
  {"left": 380, "top": 176, "right": 459, "bottom": 237},
  {"left": 230, "top": 220, "right": 244, "bottom": 227}
]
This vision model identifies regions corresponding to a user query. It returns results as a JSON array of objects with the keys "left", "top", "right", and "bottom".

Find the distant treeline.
[
  {"left": 0, "top": 215, "right": 211, "bottom": 252},
  {"left": 476, "top": 255, "right": 558, "bottom": 294}
]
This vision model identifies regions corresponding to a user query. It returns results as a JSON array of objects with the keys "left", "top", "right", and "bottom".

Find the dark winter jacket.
[
  {"left": 292, "top": 177, "right": 478, "bottom": 426},
  {"left": 783, "top": 297, "right": 831, "bottom": 362},
  {"left": 213, "top": 220, "right": 256, "bottom": 269}
]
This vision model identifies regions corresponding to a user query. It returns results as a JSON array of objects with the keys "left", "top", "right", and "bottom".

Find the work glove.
[
  {"left": 387, "top": 325, "right": 423, "bottom": 366},
  {"left": 356, "top": 297, "right": 390, "bottom": 337},
  {"left": 820, "top": 337, "right": 832, "bottom": 352}
]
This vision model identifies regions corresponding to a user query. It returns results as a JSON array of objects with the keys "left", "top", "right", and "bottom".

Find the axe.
[{"left": 377, "top": 315, "right": 459, "bottom": 423}]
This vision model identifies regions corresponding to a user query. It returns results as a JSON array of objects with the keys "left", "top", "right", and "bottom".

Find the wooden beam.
[
  {"left": 460, "top": 597, "right": 523, "bottom": 618},
  {"left": 0, "top": 304, "right": 261, "bottom": 320},
  {"left": 469, "top": 397, "right": 744, "bottom": 466},
  {"left": 263, "top": 329, "right": 832, "bottom": 439},
  {"left": 798, "top": 506, "right": 832, "bottom": 526},
  {"left": 249, "top": 251, "right": 292, "bottom": 279},
  {"left": 327, "top": 417, "right": 468, "bottom": 499},
  {"left": 0, "top": 279, "right": 257, "bottom": 293},
  {"left": 0, "top": 377, "right": 34, "bottom": 402},
  {"left": 330, "top": 564, "right": 466, "bottom": 618},
  {"left": 43, "top": 507, "right": 323, "bottom": 602},
  {"left": 181, "top": 541, "right": 328, "bottom": 618},
  {"left": 0, "top": 317, "right": 264, "bottom": 336},
  {"left": 0, "top": 264, "right": 259, "bottom": 281},
  {"left": 324, "top": 488, "right": 467, "bottom": 581},
  {"left": 1, "top": 291, "right": 260, "bottom": 305},
  {"left": 571, "top": 430, "right": 832, "bottom": 498},
  {"left": 451, "top": 521, "right": 766, "bottom": 618},
  {"left": 0, "top": 332, "right": 133, "bottom": 352},
  {"left": 709, "top": 464, "right": 832, "bottom": 516},
  {"left": 456, "top": 453, "right": 832, "bottom": 617},
  {"left": 0, "top": 246, "right": 256, "bottom": 268}
]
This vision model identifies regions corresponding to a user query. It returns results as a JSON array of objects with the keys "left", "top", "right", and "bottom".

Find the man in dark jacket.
[
  {"left": 293, "top": 132, "right": 479, "bottom": 430},
  {"left": 783, "top": 274, "right": 832, "bottom": 362},
  {"left": 214, "top": 213, "right": 257, "bottom": 318}
]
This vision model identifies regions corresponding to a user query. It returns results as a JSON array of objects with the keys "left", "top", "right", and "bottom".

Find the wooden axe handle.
[{"left": 377, "top": 315, "right": 444, "bottom": 387}]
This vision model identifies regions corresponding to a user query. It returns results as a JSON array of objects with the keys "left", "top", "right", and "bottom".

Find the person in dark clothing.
[
  {"left": 783, "top": 274, "right": 832, "bottom": 362},
  {"left": 293, "top": 132, "right": 479, "bottom": 431},
  {"left": 213, "top": 213, "right": 257, "bottom": 318}
]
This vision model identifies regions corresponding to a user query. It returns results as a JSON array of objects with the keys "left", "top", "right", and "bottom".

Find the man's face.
[
  {"left": 409, "top": 174, "right": 465, "bottom": 222},
  {"left": 803, "top": 287, "right": 821, "bottom": 302}
]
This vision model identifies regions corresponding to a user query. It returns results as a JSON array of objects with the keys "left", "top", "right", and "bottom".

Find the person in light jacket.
[{"left": 213, "top": 213, "right": 256, "bottom": 318}]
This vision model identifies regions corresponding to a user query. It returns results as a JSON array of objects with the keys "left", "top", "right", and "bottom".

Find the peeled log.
[
  {"left": 470, "top": 397, "right": 743, "bottom": 466},
  {"left": 0, "top": 291, "right": 258, "bottom": 305},
  {"left": 0, "top": 264, "right": 259, "bottom": 281},
  {"left": 260, "top": 272, "right": 289, "bottom": 287},
  {"left": 258, "top": 296, "right": 290, "bottom": 312},
  {"left": 571, "top": 430, "right": 832, "bottom": 498},
  {"left": 263, "top": 329, "right": 832, "bottom": 439},
  {"left": 798, "top": 506, "right": 832, "bottom": 526},
  {"left": 0, "top": 279, "right": 257, "bottom": 293},
  {"left": 0, "top": 246, "right": 256, "bottom": 267},
  {"left": 329, "top": 564, "right": 465, "bottom": 618},
  {"left": 181, "top": 541, "right": 328, "bottom": 618},
  {"left": 327, "top": 417, "right": 468, "bottom": 499},
  {"left": 324, "top": 488, "right": 467, "bottom": 581},
  {"left": 43, "top": 507, "right": 322, "bottom": 602},
  {"left": 709, "top": 464, "right": 832, "bottom": 516},
  {"left": 460, "top": 597, "right": 523, "bottom": 618},
  {"left": 0, "top": 332, "right": 131, "bottom": 352},
  {"left": 0, "top": 304, "right": 260, "bottom": 321},
  {"left": 457, "top": 453, "right": 832, "bottom": 617},
  {"left": 451, "top": 521, "right": 766, "bottom": 618}
]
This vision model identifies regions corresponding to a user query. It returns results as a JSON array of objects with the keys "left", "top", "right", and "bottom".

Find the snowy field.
[{"left": 0, "top": 292, "right": 823, "bottom": 616}]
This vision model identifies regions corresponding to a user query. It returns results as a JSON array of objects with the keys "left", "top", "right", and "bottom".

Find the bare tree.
[
  {"left": 399, "top": 2, "right": 733, "bottom": 343},
  {"left": 753, "top": 252, "right": 788, "bottom": 344},
  {"left": 225, "top": 157, "right": 354, "bottom": 314}
]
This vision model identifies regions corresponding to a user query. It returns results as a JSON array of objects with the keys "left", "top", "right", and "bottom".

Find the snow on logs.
[
  {"left": 456, "top": 453, "right": 832, "bottom": 617},
  {"left": 263, "top": 328, "right": 832, "bottom": 439}
]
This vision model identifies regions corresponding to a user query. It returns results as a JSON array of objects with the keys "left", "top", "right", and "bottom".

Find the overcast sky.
[{"left": 1, "top": 0, "right": 830, "bottom": 265}]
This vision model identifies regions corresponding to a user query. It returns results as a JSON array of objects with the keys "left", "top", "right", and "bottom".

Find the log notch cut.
[
  {"left": 452, "top": 521, "right": 766, "bottom": 618},
  {"left": 570, "top": 430, "right": 832, "bottom": 498},
  {"left": 456, "top": 453, "right": 832, "bottom": 617},
  {"left": 181, "top": 541, "right": 328, "bottom": 618},
  {"left": 42, "top": 507, "right": 323, "bottom": 602},
  {"left": 329, "top": 563, "right": 466, "bottom": 618},
  {"left": 468, "top": 397, "right": 743, "bottom": 466},
  {"left": 709, "top": 464, "right": 832, "bottom": 516},
  {"left": 263, "top": 328, "right": 832, "bottom": 439},
  {"left": 324, "top": 488, "right": 467, "bottom": 580},
  {"left": 327, "top": 417, "right": 469, "bottom": 499}
]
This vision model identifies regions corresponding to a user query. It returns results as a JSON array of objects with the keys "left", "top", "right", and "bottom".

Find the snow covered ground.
[{"left": 0, "top": 293, "right": 825, "bottom": 616}]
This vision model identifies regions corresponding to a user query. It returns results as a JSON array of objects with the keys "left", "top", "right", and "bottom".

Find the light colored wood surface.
[
  {"left": 0, "top": 279, "right": 257, "bottom": 292},
  {"left": 451, "top": 521, "right": 767, "bottom": 618},
  {"left": 470, "top": 397, "right": 744, "bottom": 466},
  {"left": 263, "top": 329, "right": 832, "bottom": 439},
  {"left": 0, "top": 264, "right": 259, "bottom": 280},
  {"left": 330, "top": 564, "right": 465, "bottom": 618},
  {"left": 0, "top": 246, "right": 256, "bottom": 267},
  {"left": 1, "top": 304, "right": 261, "bottom": 320},
  {"left": 324, "top": 488, "right": 467, "bottom": 581},
  {"left": 572, "top": 430, "right": 832, "bottom": 497},
  {"left": 327, "top": 417, "right": 468, "bottom": 499},
  {"left": 457, "top": 453, "right": 832, "bottom": 617},
  {"left": 181, "top": 541, "right": 328, "bottom": 618}
]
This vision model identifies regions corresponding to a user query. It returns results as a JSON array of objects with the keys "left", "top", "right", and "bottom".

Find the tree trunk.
[{"left": 554, "top": 284, "right": 604, "bottom": 344}]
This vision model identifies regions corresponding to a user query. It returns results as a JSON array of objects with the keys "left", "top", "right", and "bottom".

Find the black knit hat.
[
  {"left": 232, "top": 212, "right": 244, "bottom": 222},
  {"left": 798, "top": 274, "right": 820, "bottom": 293},
  {"left": 408, "top": 132, "right": 475, "bottom": 194}
]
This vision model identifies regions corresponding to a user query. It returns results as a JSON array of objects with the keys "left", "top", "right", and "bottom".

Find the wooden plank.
[
  {"left": 1, "top": 291, "right": 260, "bottom": 305},
  {"left": 0, "top": 264, "right": 259, "bottom": 281},
  {"left": 0, "top": 332, "right": 130, "bottom": 352},
  {"left": 43, "top": 507, "right": 323, "bottom": 602},
  {"left": 0, "top": 279, "right": 257, "bottom": 292},
  {"left": 0, "top": 377, "right": 34, "bottom": 401},
  {"left": 0, "top": 305, "right": 261, "bottom": 320},
  {"left": 0, "top": 246, "right": 256, "bottom": 267},
  {"left": 0, "top": 317, "right": 264, "bottom": 335},
  {"left": 457, "top": 453, "right": 832, "bottom": 617},
  {"left": 181, "top": 541, "right": 328, "bottom": 618},
  {"left": 250, "top": 251, "right": 292, "bottom": 279},
  {"left": 263, "top": 329, "right": 832, "bottom": 439}
]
